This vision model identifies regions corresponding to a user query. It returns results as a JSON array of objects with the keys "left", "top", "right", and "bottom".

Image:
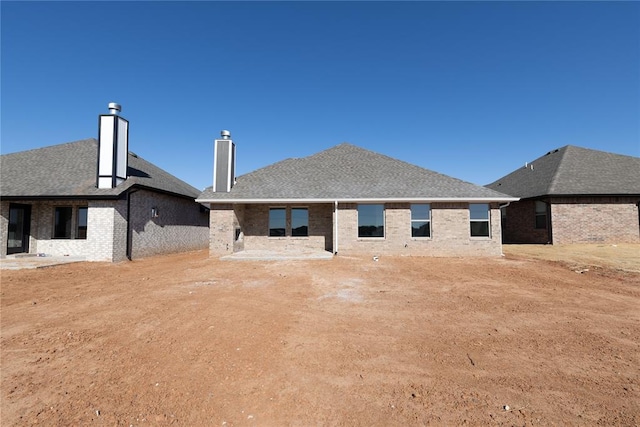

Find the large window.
[
  {"left": 54, "top": 207, "right": 73, "bottom": 239},
  {"left": 411, "top": 204, "right": 431, "bottom": 237},
  {"left": 77, "top": 207, "right": 88, "bottom": 239},
  {"left": 358, "top": 204, "right": 384, "bottom": 238},
  {"left": 269, "top": 207, "right": 309, "bottom": 237},
  {"left": 291, "top": 208, "right": 309, "bottom": 237},
  {"left": 470, "top": 204, "right": 490, "bottom": 237},
  {"left": 54, "top": 206, "right": 88, "bottom": 239},
  {"left": 269, "top": 208, "right": 286, "bottom": 237},
  {"left": 534, "top": 201, "right": 547, "bottom": 229}
]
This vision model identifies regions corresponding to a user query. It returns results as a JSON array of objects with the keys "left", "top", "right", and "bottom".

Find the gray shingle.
[
  {"left": 198, "top": 143, "right": 514, "bottom": 201},
  {"left": 1, "top": 139, "right": 201, "bottom": 199},
  {"left": 486, "top": 145, "right": 640, "bottom": 198}
]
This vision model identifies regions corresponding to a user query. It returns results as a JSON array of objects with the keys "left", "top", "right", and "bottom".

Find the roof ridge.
[{"left": 547, "top": 145, "right": 570, "bottom": 194}]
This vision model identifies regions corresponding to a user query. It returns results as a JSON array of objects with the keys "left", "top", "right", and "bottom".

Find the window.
[
  {"left": 411, "top": 204, "right": 431, "bottom": 237},
  {"left": 269, "top": 208, "right": 286, "bottom": 236},
  {"left": 54, "top": 207, "right": 73, "bottom": 239},
  {"left": 358, "top": 204, "right": 384, "bottom": 238},
  {"left": 291, "top": 208, "right": 309, "bottom": 237},
  {"left": 535, "top": 201, "right": 547, "bottom": 229},
  {"left": 470, "top": 204, "right": 490, "bottom": 237},
  {"left": 76, "top": 207, "right": 88, "bottom": 239}
]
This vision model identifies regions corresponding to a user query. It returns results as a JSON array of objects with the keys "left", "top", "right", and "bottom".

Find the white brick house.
[
  {"left": 197, "top": 133, "right": 517, "bottom": 257},
  {"left": 0, "top": 104, "right": 209, "bottom": 262}
]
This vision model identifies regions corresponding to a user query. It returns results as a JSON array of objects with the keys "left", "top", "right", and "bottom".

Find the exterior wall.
[
  {"left": 207, "top": 202, "right": 503, "bottom": 257},
  {"left": 501, "top": 199, "right": 550, "bottom": 244},
  {"left": 502, "top": 196, "right": 640, "bottom": 244},
  {"left": 209, "top": 204, "right": 236, "bottom": 256},
  {"left": 337, "top": 202, "right": 502, "bottom": 257},
  {"left": 128, "top": 189, "right": 209, "bottom": 259},
  {"left": 0, "top": 199, "right": 124, "bottom": 261},
  {"left": 0, "top": 201, "right": 9, "bottom": 258},
  {"left": 241, "top": 203, "right": 333, "bottom": 252},
  {"left": 87, "top": 199, "right": 128, "bottom": 262},
  {"left": 550, "top": 197, "right": 640, "bottom": 244},
  {"left": 2, "top": 192, "right": 208, "bottom": 262}
]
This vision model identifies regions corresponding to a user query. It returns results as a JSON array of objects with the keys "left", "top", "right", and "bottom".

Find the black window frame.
[
  {"left": 53, "top": 206, "right": 73, "bottom": 239},
  {"left": 358, "top": 204, "right": 385, "bottom": 238}
]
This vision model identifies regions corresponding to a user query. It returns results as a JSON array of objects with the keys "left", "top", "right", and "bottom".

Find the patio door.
[{"left": 7, "top": 204, "right": 31, "bottom": 255}]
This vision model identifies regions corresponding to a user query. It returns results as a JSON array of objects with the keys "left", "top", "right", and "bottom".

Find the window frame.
[
  {"left": 357, "top": 204, "right": 385, "bottom": 238},
  {"left": 76, "top": 206, "right": 88, "bottom": 239},
  {"left": 469, "top": 203, "right": 491, "bottom": 238},
  {"left": 534, "top": 201, "right": 547, "bottom": 230},
  {"left": 268, "top": 207, "right": 287, "bottom": 237},
  {"left": 291, "top": 207, "right": 309, "bottom": 237},
  {"left": 53, "top": 206, "right": 73, "bottom": 239},
  {"left": 410, "top": 204, "right": 431, "bottom": 238}
]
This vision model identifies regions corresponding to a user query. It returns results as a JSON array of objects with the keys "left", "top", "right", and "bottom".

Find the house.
[
  {"left": 0, "top": 103, "right": 209, "bottom": 261},
  {"left": 486, "top": 145, "right": 640, "bottom": 244},
  {"left": 196, "top": 132, "right": 518, "bottom": 257}
]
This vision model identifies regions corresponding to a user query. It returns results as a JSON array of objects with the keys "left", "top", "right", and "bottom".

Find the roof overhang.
[{"left": 196, "top": 197, "right": 520, "bottom": 204}]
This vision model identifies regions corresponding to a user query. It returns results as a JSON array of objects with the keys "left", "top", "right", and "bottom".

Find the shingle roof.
[
  {"left": 1, "top": 139, "right": 201, "bottom": 199},
  {"left": 486, "top": 145, "right": 640, "bottom": 199},
  {"left": 197, "top": 143, "right": 515, "bottom": 202}
]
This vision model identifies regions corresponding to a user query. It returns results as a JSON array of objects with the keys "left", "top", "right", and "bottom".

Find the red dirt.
[{"left": 1, "top": 249, "right": 639, "bottom": 426}]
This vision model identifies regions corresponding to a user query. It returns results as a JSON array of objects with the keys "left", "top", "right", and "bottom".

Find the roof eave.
[{"left": 196, "top": 196, "right": 520, "bottom": 204}]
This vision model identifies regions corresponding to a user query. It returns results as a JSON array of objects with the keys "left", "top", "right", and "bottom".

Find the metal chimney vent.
[
  {"left": 108, "top": 102, "right": 121, "bottom": 116},
  {"left": 213, "top": 130, "right": 236, "bottom": 192}
]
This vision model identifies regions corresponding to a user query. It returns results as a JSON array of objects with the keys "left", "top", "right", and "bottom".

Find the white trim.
[{"left": 197, "top": 197, "right": 520, "bottom": 204}]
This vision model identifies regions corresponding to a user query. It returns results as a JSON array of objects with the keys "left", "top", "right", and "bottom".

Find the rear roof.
[
  {"left": 198, "top": 143, "right": 516, "bottom": 202},
  {"left": 1, "top": 139, "right": 201, "bottom": 199},
  {"left": 487, "top": 145, "right": 640, "bottom": 198}
]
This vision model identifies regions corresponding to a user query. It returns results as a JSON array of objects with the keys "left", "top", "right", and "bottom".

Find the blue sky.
[{"left": 2, "top": 1, "right": 639, "bottom": 191}]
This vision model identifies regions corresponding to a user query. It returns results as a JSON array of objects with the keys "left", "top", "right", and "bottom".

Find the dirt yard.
[{"left": 1, "top": 246, "right": 639, "bottom": 426}]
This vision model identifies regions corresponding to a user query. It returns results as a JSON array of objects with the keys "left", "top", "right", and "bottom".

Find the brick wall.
[
  {"left": 208, "top": 202, "right": 503, "bottom": 257},
  {"left": 1, "top": 193, "right": 208, "bottom": 262},
  {"left": 0, "top": 201, "right": 10, "bottom": 258},
  {"left": 502, "top": 197, "right": 640, "bottom": 244},
  {"left": 209, "top": 204, "right": 236, "bottom": 256},
  {"left": 241, "top": 203, "right": 333, "bottom": 252},
  {"left": 551, "top": 197, "right": 640, "bottom": 244},
  {"left": 128, "top": 189, "right": 209, "bottom": 259},
  {"left": 337, "top": 202, "right": 502, "bottom": 256},
  {"left": 501, "top": 199, "right": 551, "bottom": 244}
]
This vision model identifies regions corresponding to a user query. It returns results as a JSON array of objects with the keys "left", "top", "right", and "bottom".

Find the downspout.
[
  {"left": 334, "top": 200, "right": 339, "bottom": 255},
  {"left": 126, "top": 188, "right": 140, "bottom": 261}
]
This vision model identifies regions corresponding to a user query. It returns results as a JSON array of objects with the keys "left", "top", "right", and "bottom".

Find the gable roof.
[
  {"left": 197, "top": 143, "right": 516, "bottom": 203},
  {"left": 1, "top": 139, "right": 201, "bottom": 199},
  {"left": 486, "top": 145, "right": 640, "bottom": 199}
]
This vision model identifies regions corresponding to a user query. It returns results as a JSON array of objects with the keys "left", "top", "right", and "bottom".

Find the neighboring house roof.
[
  {"left": 1, "top": 139, "right": 201, "bottom": 199},
  {"left": 486, "top": 145, "right": 640, "bottom": 199},
  {"left": 197, "top": 143, "right": 516, "bottom": 203}
]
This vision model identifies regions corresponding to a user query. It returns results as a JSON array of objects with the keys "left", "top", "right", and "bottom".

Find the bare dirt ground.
[{"left": 1, "top": 246, "right": 639, "bottom": 426}]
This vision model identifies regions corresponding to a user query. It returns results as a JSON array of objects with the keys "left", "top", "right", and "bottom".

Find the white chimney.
[
  {"left": 97, "top": 102, "right": 129, "bottom": 189},
  {"left": 213, "top": 130, "right": 236, "bottom": 192}
]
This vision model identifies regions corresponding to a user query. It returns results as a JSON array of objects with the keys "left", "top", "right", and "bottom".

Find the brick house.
[
  {"left": 0, "top": 104, "right": 209, "bottom": 261},
  {"left": 486, "top": 145, "right": 640, "bottom": 244},
  {"left": 196, "top": 132, "right": 517, "bottom": 257}
]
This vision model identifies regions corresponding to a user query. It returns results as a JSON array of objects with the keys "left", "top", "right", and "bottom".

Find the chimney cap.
[
  {"left": 220, "top": 130, "right": 231, "bottom": 139},
  {"left": 108, "top": 102, "right": 122, "bottom": 114}
]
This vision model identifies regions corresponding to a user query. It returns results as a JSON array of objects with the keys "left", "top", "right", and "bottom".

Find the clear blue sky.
[{"left": 2, "top": 1, "right": 639, "bottom": 191}]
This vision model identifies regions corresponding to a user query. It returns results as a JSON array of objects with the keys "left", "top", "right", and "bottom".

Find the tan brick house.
[
  {"left": 197, "top": 133, "right": 517, "bottom": 257},
  {"left": 0, "top": 104, "right": 209, "bottom": 262},
  {"left": 486, "top": 145, "right": 640, "bottom": 244}
]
